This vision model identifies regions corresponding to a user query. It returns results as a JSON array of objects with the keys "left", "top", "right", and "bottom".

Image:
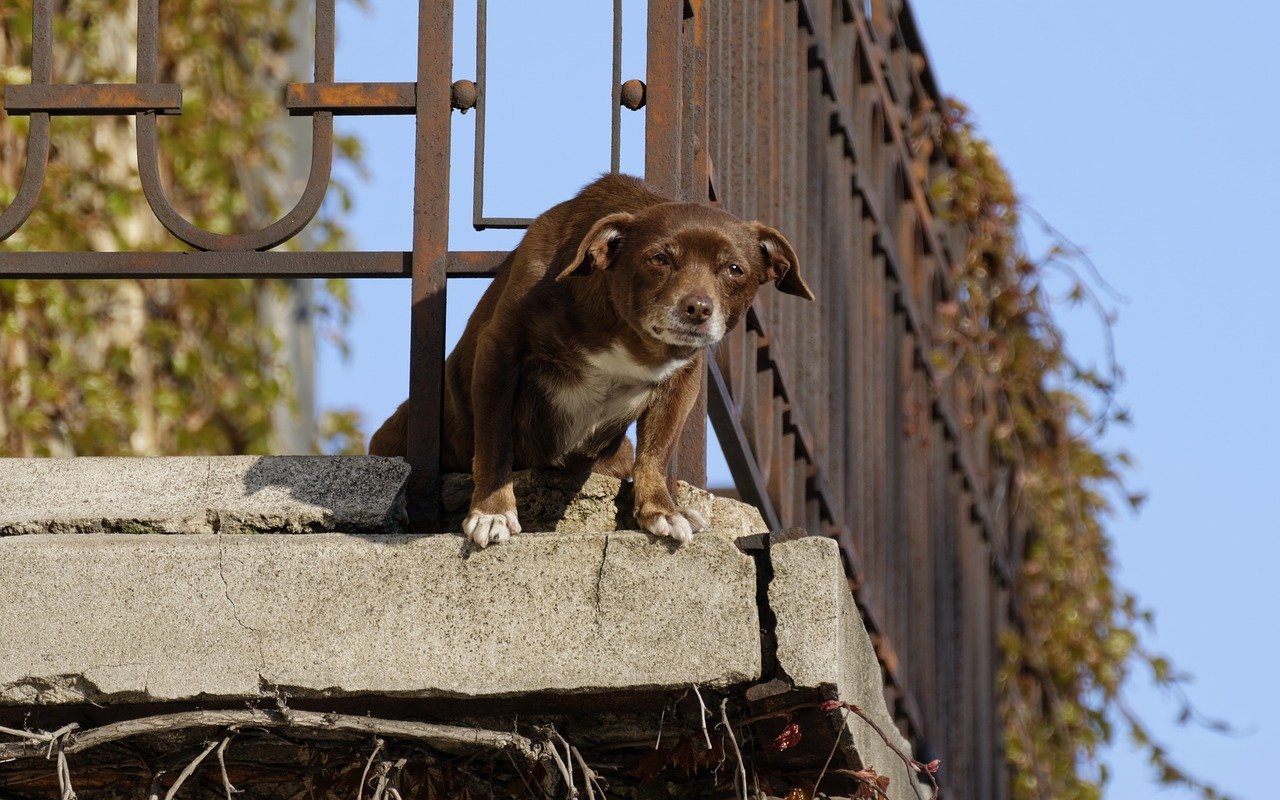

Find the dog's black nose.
[{"left": 681, "top": 294, "right": 714, "bottom": 325}]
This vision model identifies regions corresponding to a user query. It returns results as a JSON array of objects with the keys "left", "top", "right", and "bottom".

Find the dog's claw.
[
  {"left": 463, "top": 511, "right": 521, "bottom": 548},
  {"left": 641, "top": 507, "right": 708, "bottom": 546}
]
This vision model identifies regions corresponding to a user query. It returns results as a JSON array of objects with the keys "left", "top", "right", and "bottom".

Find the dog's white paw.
[
  {"left": 641, "top": 507, "right": 708, "bottom": 545},
  {"left": 463, "top": 510, "right": 521, "bottom": 548}
]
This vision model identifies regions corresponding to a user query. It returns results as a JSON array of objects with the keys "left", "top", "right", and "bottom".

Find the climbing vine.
[
  {"left": 932, "top": 99, "right": 1229, "bottom": 800},
  {"left": 0, "top": 0, "right": 363, "bottom": 457}
]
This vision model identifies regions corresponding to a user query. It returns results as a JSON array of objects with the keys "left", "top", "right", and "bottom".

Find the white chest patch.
[{"left": 548, "top": 343, "right": 691, "bottom": 456}]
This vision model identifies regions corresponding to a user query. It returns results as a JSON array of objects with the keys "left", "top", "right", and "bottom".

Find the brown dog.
[{"left": 369, "top": 174, "right": 812, "bottom": 547}]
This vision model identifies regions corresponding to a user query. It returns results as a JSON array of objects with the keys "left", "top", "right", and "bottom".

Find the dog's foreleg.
[
  {"left": 463, "top": 329, "right": 522, "bottom": 548},
  {"left": 633, "top": 356, "right": 709, "bottom": 545}
]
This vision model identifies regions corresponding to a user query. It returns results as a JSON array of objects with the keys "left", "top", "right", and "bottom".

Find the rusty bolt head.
[
  {"left": 451, "top": 79, "right": 477, "bottom": 114},
  {"left": 620, "top": 79, "right": 646, "bottom": 110}
]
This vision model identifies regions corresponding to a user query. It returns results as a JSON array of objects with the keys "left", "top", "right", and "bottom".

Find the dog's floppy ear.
[
  {"left": 556, "top": 212, "right": 634, "bottom": 281},
  {"left": 754, "top": 222, "right": 814, "bottom": 301}
]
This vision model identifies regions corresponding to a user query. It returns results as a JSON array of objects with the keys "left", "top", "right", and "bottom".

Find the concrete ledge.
[
  {"left": 0, "top": 458, "right": 767, "bottom": 539},
  {"left": 768, "top": 536, "right": 924, "bottom": 798},
  {"left": 442, "top": 470, "right": 769, "bottom": 537},
  {"left": 0, "top": 456, "right": 410, "bottom": 535},
  {"left": 0, "top": 531, "right": 761, "bottom": 705}
]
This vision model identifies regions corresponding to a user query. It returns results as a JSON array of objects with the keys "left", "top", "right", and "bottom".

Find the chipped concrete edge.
[
  {"left": 765, "top": 534, "right": 931, "bottom": 800},
  {"left": 0, "top": 456, "right": 412, "bottom": 536}
]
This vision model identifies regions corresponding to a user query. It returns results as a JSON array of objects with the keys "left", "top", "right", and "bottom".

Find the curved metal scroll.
[
  {"left": 133, "top": 0, "right": 336, "bottom": 252},
  {"left": 0, "top": 0, "right": 52, "bottom": 241}
]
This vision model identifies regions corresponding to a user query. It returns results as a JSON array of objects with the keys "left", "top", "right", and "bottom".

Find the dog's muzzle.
[{"left": 649, "top": 298, "right": 727, "bottom": 348}]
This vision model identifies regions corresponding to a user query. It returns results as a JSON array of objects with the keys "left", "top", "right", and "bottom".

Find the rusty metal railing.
[
  {"left": 3, "top": 1, "right": 1016, "bottom": 795},
  {"left": 652, "top": 1, "right": 1019, "bottom": 796}
]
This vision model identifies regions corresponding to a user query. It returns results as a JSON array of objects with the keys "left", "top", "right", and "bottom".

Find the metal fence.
[
  {"left": 1, "top": 1, "right": 1015, "bottom": 796},
  {"left": 667, "top": 3, "right": 1017, "bottom": 797}
]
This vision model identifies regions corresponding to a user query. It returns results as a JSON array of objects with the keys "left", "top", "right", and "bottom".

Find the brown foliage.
[{"left": 933, "top": 99, "right": 1229, "bottom": 800}]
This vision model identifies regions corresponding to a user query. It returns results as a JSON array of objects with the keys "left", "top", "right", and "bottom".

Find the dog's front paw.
[
  {"left": 463, "top": 510, "right": 521, "bottom": 548},
  {"left": 637, "top": 507, "right": 708, "bottom": 546}
]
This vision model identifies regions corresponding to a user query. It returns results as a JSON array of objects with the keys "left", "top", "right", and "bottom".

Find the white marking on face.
[{"left": 548, "top": 343, "right": 692, "bottom": 456}]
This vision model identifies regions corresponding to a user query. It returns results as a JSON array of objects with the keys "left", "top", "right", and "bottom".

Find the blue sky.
[
  {"left": 318, "top": 3, "right": 1278, "bottom": 798},
  {"left": 909, "top": 2, "right": 1280, "bottom": 797}
]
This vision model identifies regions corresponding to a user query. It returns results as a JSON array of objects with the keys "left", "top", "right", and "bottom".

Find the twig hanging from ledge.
[{"left": 0, "top": 709, "right": 541, "bottom": 765}]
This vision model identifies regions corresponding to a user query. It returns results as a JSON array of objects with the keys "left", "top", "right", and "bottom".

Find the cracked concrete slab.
[
  {"left": 767, "top": 536, "right": 926, "bottom": 798},
  {"left": 0, "top": 531, "right": 761, "bottom": 705},
  {"left": 0, "top": 456, "right": 411, "bottom": 535}
]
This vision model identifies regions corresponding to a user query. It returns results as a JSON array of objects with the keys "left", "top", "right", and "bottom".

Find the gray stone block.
[
  {"left": 0, "top": 530, "right": 761, "bottom": 705},
  {"left": 0, "top": 456, "right": 410, "bottom": 535},
  {"left": 441, "top": 470, "right": 767, "bottom": 536},
  {"left": 769, "top": 536, "right": 927, "bottom": 799}
]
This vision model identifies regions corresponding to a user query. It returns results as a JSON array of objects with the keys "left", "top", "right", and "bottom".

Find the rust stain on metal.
[
  {"left": 4, "top": 83, "right": 181, "bottom": 115},
  {"left": 450, "top": 79, "right": 477, "bottom": 113},
  {"left": 285, "top": 82, "right": 415, "bottom": 115},
  {"left": 619, "top": 78, "right": 646, "bottom": 110}
]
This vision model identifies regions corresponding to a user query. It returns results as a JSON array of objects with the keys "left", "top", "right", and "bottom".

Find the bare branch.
[
  {"left": 837, "top": 702, "right": 936, "bottom": 799},
  {"left": 55, "top": 744, "right": 75, "bottom": 800},
  {"left": 162, "top": 739, "right": 219, "bottom": 800},
  {"left": 0, "top": 725, "right": 52, "bottom": 744},
  {"left": 570, "top": 745, "right": 598, "bottom": 800},
  {"left": 215, "top": 735, "right": 240, "bottom": 800},
  {"left": 370, "top": 757, "right": 406, "bottom": 800},
  {"left": 718, "top": 698, "right": 747, "bottom": 800},
  {"left": 538, "top": 729, "right": 578, "bottom": 800},
  {"left": 0, "top": 710, "right": 540, "bottom": 764},
  {"left": 692, "top": 685, "right": 713, "bottom": 751},
  {"left": 356, "top": 738, "right": 385, "bottom": 800},
  {"left": 811, "top": 709, "right": 847, "bottom": 798}
]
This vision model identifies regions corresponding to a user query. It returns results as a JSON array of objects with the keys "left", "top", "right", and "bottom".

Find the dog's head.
[{"left": 555, "top": 203, "right": 813, "bottom": 348}]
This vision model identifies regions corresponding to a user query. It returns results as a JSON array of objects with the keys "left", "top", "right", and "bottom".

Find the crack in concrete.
[
  {"left": 216, "top": 534, "right": 267, "bottom": 674},
  {"left": 202, "top": 460, "right": 216, "bottom": 534},
  {"left": 593, "top": 532, "right": 611, "bottom": 623}
]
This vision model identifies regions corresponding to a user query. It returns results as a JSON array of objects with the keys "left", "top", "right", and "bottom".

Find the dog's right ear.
[{"left": 556, "top": 212, "right": 634, "bottom": 281}]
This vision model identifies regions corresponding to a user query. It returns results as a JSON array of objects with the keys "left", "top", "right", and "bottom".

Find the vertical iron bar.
[
  {"left": 644, "top": 0, "right": 681, "bottom": 197},
  {"left": 0, "top": 0, "right": 52, "bottom": 239},
  {"left": 27, "top": 0, "right": 52, "bottom": 81},
  {"left": 676, "top": 0, "right": 708, "bottom": 488},
  {"left": 646, "top": 0, "right": 706, "bottom": 488},
  {"left": 406, "top": 0, "right": 455, "bottom": 530},
  {"left": 471, "top": 0, "right": 487, "bottom": 229},
  {"left": 610, "top": 0, "right": 623, "bottom": 173}
]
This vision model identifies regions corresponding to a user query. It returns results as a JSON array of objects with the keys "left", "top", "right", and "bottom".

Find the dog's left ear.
[
  {"left": 556, "top": 212, "right": 634, "bottom": 281},
  {"left": 754, "top": 222, "right": 814, "bottom": 300}
]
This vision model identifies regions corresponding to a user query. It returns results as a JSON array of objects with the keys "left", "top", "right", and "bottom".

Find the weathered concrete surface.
[
  {"left": 0, "top": 531, "right": 760, "bottom": 705},
  {"left": 0, "top": 459, "right": 766, "bottom": 539},
  {"left": 0, "top": 456, "right": 410, "bottom": 535},
  {"left": 441, "top": 470, "right": 768, "bottom": 537},
  {"left": 768, "top": 536, "right": 927, "bottom": 799}
]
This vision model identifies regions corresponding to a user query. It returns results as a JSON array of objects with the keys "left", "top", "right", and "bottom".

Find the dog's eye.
[
  {"left": 649, "top": 253, "right": 671, "bottom": 267},
  {"left": 727, "top": 264, "right": 745, "bottom": 277}
]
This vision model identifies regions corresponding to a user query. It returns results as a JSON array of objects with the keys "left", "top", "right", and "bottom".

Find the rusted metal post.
[
  {"left": 0, "top": 0, "right": 51, "bottom": 240},
  {"left": 406, "top": 0, "right": 455, "bottom": 530},
  {"left": 646, "top": 0, "right": 708, "bottom": 489}
]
